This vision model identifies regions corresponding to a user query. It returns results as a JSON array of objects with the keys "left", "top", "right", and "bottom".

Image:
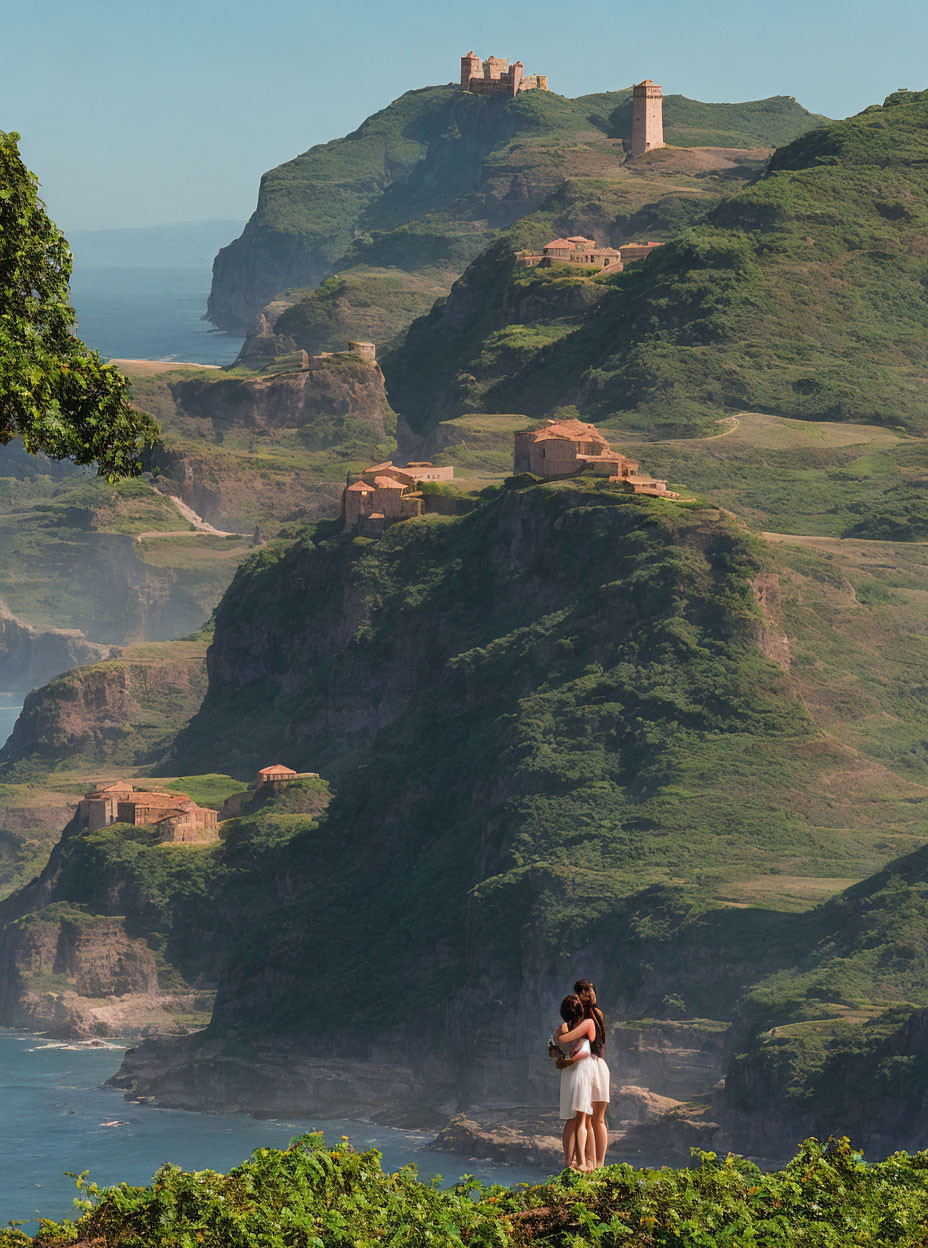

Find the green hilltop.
[
  {"left": 384, "top": 88, "right": 928, "bottom": 441},
  {"left": 209, "top": 82, "right": 824, "bottom": 338}
]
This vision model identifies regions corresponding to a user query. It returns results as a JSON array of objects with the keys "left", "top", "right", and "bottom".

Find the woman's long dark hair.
[
  {"left": 560, "top": 994, "right": 584, "bottom": 1028},
  {"left": 575, "top": 979, "right": 605, "bottom": 1055}
]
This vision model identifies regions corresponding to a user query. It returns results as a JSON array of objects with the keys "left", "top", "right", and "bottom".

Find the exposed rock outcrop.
[
  {"left": 0, "top": 638, "right": 207, "bottom": 774},
  {"left": 169, "top": 359, "right": 395, "bottom": 445},
  {"left": 0, "top": 601, "right": 110, "bottom": 696},
  {"left": 0, "top": 907, "right": 210, "bottom": 1038}
]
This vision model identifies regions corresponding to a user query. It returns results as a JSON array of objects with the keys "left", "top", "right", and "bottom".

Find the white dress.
[{"left": 558, "top": 1036, "right": 593, "bottom": 1119}]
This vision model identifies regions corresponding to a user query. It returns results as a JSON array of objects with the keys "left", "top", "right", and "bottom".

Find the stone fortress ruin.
[
  {"left": 263, "top": 339, "right": 377, "bottom": 377},
  {"left": 460, "top": 51, "right": 549, "bottom": 97},
  {"left": 514, "top": 418, "right": 678, "bottom": 497}
]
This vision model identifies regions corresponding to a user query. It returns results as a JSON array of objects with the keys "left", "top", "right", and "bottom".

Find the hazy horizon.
[{"left": 3, "top": 0, "right": 926, "bottom": 232}]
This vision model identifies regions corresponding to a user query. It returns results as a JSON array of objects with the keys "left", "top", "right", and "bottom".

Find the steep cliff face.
[
  {"left": 0, "top": 601, "right": 110, "bottom": 696},
  {"left": 0, "top": 906, "right": 176, "bottom": 1037},
  {"left": 169, "top": 357, "right": 395, "bottom": 446},
  {"left": 0, "top": 637, "right": 207, "bottom": 775},
  {"left": 117, "top": 481, "right": 882, "bottom": 1116}
]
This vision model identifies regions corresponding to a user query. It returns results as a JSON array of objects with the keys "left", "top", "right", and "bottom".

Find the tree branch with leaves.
[{"left": 0, "top": 130, "right": 159, "bottom": 478}]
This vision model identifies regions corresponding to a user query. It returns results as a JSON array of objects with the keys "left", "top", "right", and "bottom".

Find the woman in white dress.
[
  {"left": 553, "top": 993, "right": 595, "bottom": 1171},
  {"left": 576, "top": 978, "right": 610, "bottom": 1168}
]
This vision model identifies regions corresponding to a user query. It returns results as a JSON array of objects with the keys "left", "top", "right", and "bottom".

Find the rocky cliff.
[
  {"left": 114, "top": 480, "right": 869, "bottom": 1121},
  {"left": 0, "top": 904, "right": 205, "bottom": 1038},
  {"left": 168, "top": 356, "right": 395, "bottom": 447},
  {"left": 0, "top": 601, "right": 110, "bottom": 696},
  {"left": 0, "top": 636, "right": 208, "bottom": 776}
]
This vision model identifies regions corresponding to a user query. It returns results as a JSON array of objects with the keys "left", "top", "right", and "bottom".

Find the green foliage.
[
  {"left": 11, "top": 1134, "right": 928, "bottom": 1248},
  {"left": 0, "top": 132, "right": 158, "bottom": 476}
]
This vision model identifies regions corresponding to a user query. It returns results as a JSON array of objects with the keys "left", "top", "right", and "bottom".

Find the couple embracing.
[{"left": 551, "top": 978, "right": 609, "bottom": 1171}]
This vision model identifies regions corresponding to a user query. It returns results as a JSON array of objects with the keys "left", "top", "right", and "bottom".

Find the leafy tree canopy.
[{"left": 0, "top": 131, "right": 158, "bottom": 477}]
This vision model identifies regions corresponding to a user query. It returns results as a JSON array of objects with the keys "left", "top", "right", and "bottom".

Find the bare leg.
[
  {"left": 572, "top": 1112, "right": 590, "bottom": 1170},
  {"left": 562, "top": 1117, "right": 577, "bottom": 1169},
  {"left": 591, "top": 1102, "right": 608, "bottom": 1168}
]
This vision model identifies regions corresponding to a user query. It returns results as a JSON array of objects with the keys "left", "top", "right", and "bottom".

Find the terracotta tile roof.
[
  {"left": 259, "top": 765, "right": 297, "bottom": 777},
  {"left": 347, "top": 480, "right": 373, "bottom": 492},
  {"left": 534, "top": 418, "right": 608, "bottom": 443},
  {"left": 566, "top": 235, "right": 597, "bottom": 245},
  {"left": 542, "top": 239, "right": 573, "bottom": 250},
  {"left": 374, "top": 476, "right": 407, "bottom": 490}
]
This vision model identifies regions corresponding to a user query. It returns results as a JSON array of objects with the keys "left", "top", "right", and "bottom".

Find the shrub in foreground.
[{"left": 5, "top": 1133, "right": 928, "bottom": 1247}]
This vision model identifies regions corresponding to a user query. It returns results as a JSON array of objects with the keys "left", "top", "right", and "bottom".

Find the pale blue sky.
[{"left": 3, "top": 0, "right": 926, "bottom": 231}]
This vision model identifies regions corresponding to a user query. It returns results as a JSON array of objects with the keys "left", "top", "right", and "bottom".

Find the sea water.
[
  {"left": 68, "top": 265, "right": 243, "bottom": 366},
  {"left": 0, "top": 1032, "right": 544, "bottom": 1229}
]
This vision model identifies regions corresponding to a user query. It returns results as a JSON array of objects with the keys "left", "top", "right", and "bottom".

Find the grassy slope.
[
  {"left": 0, "top": 448, "right": 251, "bottom": 642},
  {"left": 385, "top": 89, "right": 928, "bottom": 441}
]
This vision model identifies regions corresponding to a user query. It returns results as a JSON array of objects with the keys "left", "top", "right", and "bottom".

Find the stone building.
[
  {"left": 256, "top": 764, "right": 319, "bottom": 788},
  {"left": 520, "top": 237, "right": 662, "bottom": 273},
  {"left": 153, "top": 804, "right": 219, "bottom": 845},
  {"left": 343, "top": 461, "right": 454, "bottom": 533},
  {"left": 513, "top": 418, "right": 678, "bottom": 497},
  {"left": 77, "top": 782, "right": 134, "bottom": 832},
  {"left": 76, "top": 783, "right": 219, "bottom": 842},
  {"left": 460, "top": 52, "right": 549, "bottom": 97},
  {"left": 631, "top": 80, "right": 664, "bottom": 157}
]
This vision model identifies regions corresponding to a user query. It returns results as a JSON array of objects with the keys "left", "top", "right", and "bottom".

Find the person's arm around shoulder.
[{"left": 559, "top": 1018, "right": 594, "bottom": 1059}]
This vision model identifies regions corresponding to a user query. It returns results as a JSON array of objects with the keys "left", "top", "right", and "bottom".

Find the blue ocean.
[
  {"left": 68, "top": 264, "right": 243, "bottom": 366},
  {"left": 1, "top": 1032, "right": 543, "bottom": 1229}
]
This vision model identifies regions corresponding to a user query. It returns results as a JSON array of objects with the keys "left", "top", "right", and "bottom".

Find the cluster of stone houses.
[
  {"left": 514, "top": 418, "right": 678, "bottom": 496},
  {"left": 520, "top": 236, "right": 662, "bottom": 274},
  {"left": 77, "top": 783, "right": 219, "bottom": 844},
  {"left": 343, "top": 461, "right": 454, "bottom": 533},
  {"left": 341, "top": 420, "right": 676, "bottom": 534},
  {"left": 77, "top": 765, "right": 324, "bottom": 842}
]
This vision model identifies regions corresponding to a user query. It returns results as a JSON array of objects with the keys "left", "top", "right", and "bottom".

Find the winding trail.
[{"left": 135, "top": 492, "right": 249, "bottom": 542}]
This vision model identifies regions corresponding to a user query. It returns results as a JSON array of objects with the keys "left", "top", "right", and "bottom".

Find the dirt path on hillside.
[
  {"left": 135, "top": 493, "right": 248, "bottom": 541},
  {"left": 763, "top": 531, "right": 928, "bottom": 551}
]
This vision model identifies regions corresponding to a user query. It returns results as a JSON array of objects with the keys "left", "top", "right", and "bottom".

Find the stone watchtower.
[{"left": 631, "top": 79, "right": 664, "bottom": 157}]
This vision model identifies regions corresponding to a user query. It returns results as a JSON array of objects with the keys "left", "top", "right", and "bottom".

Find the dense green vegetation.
[
  {"left": 7, "top": 1133, "right": 928, "bottom": 1247},
  {"left": 159, "top": 481, "right": 928, "bottom": 1063},
  {"left": 386, "top": 89, "right": 928, "bottom": 440},
  {"left": 0, "top": 792, "right": 328, "bottom": 996},
  {"left": 0, "top": 132, "right": 158, "bottom": 476}
]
